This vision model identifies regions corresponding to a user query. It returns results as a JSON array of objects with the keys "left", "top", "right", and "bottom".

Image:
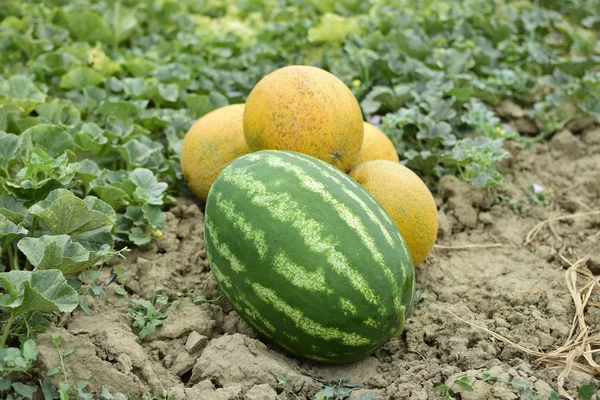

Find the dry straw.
[{"left": 449, "top": 209, "right": 600, "bottom": 399}]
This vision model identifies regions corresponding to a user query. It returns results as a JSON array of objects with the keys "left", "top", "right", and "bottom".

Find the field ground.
[
  {"left": 33, "top": 121, "right": 600, "bottom": 399},
  {"left": 2, "top": 0, "right": 600, "bottom": 399}
]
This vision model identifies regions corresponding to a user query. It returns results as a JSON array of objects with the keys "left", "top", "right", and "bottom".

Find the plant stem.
[
  {"left": 7, "top": 245, "right": 18, "bottom": 271},
  {"left": 29, "top": 217, "right": 37, "bottom": 238},
  {"left": 1, "top": 313, "right": 16, "bottom": 347},
  {"left": 23, "top": 217, "right": 37, "bottom": 271}
]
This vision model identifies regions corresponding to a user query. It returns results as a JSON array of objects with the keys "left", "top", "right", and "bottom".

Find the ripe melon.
[
  {"left": 243, "top": 65, "right": 364, "bottom": 172},
  {"left": 350, "top": 160, "right": 438, "bottom": 266},
  {"left": 352, "top": 122, "right": 399, "bottom": 168},
  {"left": 180, "top": 104, "right": 249, "bottom": 202},
  {"left": 204, "top": 150, "right": 414, "bottom": 363}
]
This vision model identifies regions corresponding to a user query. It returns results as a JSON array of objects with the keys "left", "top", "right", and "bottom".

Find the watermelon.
[{"left": 204, "top": 150, "right": 415, "bottom": 364}]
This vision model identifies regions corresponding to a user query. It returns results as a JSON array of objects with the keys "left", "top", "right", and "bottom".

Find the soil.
[{"left": 33, "top": 123, "right": 600, "bottom": 399}]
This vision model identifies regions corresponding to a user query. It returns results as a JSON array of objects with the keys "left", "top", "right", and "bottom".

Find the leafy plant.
[
  {"left": 0, "top": 270, "right": 77, "bottom": 399},
  {"left": 314, "top": 377, "right": 360, "bottom": 400},
  {"left": 434, "top": 372, "right": 564, "bottom": 400},
  {"left": 125, "top": 286, "right": 168, "bottom": 340}
]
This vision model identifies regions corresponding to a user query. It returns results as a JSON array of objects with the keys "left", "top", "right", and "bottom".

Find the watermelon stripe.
[
  {"left": 285, "top": 151, "right": 396, "bottom": 225},
  {"left": 273, "top": 252, "right": 333, "bottom": 294},
  {"left": 213, "top": 191, "right": 268, "bottom": 259},
  {"left": 284, "top": 151, "right": 397, "bottom": 247},
  {"left": 261, "top": 154, "right": 402, "bottom": 314},
  {"left": 220, "top": 164, "right": 382, "bottom": 310},
  {"left": 249, "top": 280, "right": 371, "bottom": 347},
  {"left": 208, "top": 260, "right": 232, "bottom": 288},
  {"left": 205, "top": 219, "right": 246, "bottom": 272},
  {"left": 237, "top": 292, "right": 276, "bottom": 334},
  {"left": 339, "top": 298, "right": 357, "bottom": 315},
  {"left": 341, "top": 187, "right": 395, "bottom": 246}
]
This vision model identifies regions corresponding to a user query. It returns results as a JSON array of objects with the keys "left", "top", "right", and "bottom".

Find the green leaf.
[
  {"left": 0, "top": 130, "right": 32, "bottom": 170},
  {"left": 185, "top": 94, "right": 214, "bottom": 118},
  {"left": 4, "top": 150, "right": 78, "bottom": 202},
  {"left": 17, "top": 235, "right": 112, "bottom": 275},
  {"left": 118, "top": 139, "right": 164, "bottom": 169},
  {"left": 60, "top": 67, "right": 106, "bottom": 90},
  {"left": 308, "top": 13, "right": 360, "bottom": 44},
  {"left": 129, "top": 169, "right": 168, "bottom": 205},
  {"left": 35, "top": 103, "right": 81, "bottom": 127},
  {"left": 23, "top": 124, "right": 74, "bottom": 158},
  {"left": 0, "top": 269, "right": 78, "bottom": 315},
  {"left": 29, "top": 189, "right": 116, "bottom": 240},
  {"left": 123, "top": 58, "right": 156, "bottom": 77},
  {"left": 101, "top": 386, "right": 115, "bottom": 399},
  {"left": 21, "top": 339, "right": 37, "bottom": 361},
  {"left": 578, "top": 383, "right": 596, "bottom": 400},
  {"left": 0, "top": 75, "right": 46, "bottom": 103},
  {"left": 90, "top": 185, "right": 131, "bottom": 210},
  {"left": 11, "top": 382, "right": 38, "bottom": 399},
  {"left": 0, "top": 196, "right": 28, "bottom": 224},
  {"left": 447, "top": 87, "right": 474, "bottom": 102},
  {"left": 455, "top": 379, "right": 473, "bottom": 392},
  {"left": 104, "top": 3, "right": 137, "bottom": 44},
  {"left": 0, "top": 213, "right": 28, "bottom": 250},
  {"left": 56, "top": 11, "right": 113, "bottom": 44},
  {"left": 41, "top": 378, "right": 59, "bottom": 399},
  {"left": 97, "top": 100, "right": 139, "bottom": 121},
  {"left": 0, "top": 377, "right": 10, "bottom": 391},
  {"left": 434, "top": 385, "right": 448, "bottom": 392}
]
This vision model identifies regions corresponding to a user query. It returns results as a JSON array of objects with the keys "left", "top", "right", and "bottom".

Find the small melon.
[
  {"left": 243, "top": 65, "right": 364, "bottom": 172},
  {"left": 180, "top": 104, "right": 249, "bottom": 202},
  {"left": 350, "top": 160, "right": 438, "bottom": 266},
  {"left": 352, "top": 122, "right": 399, "bottom": 168}
]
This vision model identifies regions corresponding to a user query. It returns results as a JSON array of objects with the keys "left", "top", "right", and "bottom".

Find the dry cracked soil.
[{"left": 32, "top": 120, "right": 600, "bottom": 400}]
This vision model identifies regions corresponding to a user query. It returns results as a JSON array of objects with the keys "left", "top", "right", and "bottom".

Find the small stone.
[
  {"left": 186, "top": 331, "right": 208, "bottom": 353},
  {"left": 157, "top": 298, "right": 215, "bottom": 339},
  {"left": 487, "top": 366, "right": 510, "bottom": 382},
  {"left": 496, "top": 100, "right": 525, "bottom": 119},
  {"left": 245, "top": 384, "right": 278, "bottom": 400},
  {"left": 170, "top": 351, "right": 196, "bottom": 376},
  {"left": 461, "top": 381, "right": 492, "bottom": 400},
  {"left": 565, "top": 371, "right": 593, "bottom": 390},
  {"left": 492, "top": 385, "right": 518, "bottom": 400},
  {"left": 537, "top": 332, "right": 555, "bottom": 348},
  {"left": 437, "top": 211, "right": 454, "bottom": 239},
  {"left": 566, "top": 116, "right": 598, "bottom": 132},
  {"left": 550, "top": 130, "right": 582, "bottom": 158},
  {"left": 478, "top": 212, "right": 493, "bottom": 225},
  {"left": 583, "top": 127, "right": 600, "bottom": 145},
  {"left": 510, "top": 118, "right": 539, "bottom": 135},
  {"left": 586, "top": 253, "right": 600, "bottom": 275},
  {"left": 494, "top": 318, "right": 509, "bottom": 328},
  {"left": 534, "top": 380, "right": 553, "bottom": 396},
  {"left": 548, "top": 317, "right": 570, "bottom": 337}
]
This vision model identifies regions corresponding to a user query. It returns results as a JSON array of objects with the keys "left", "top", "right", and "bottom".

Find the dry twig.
[
  {"left": 449, "top": 255, "right": 600, "bottom": 399},
  {"left": 434, "top": 243, "right": 503, "bottom": 250},
  {"left": 525, "top": 210, "right": 600, "bottom": 244}
]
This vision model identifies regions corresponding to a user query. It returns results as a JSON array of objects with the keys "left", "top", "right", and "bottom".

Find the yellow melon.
[
  {"left": 180, "top": 104, "right": 249, "bottom": 202},
  {"left": 350, "top": 160, "right": 438, "bottom": 266},
  {"left": 352, "top": 122, "right": 399, "bottom": 168},
  {"left": 243, "top": 65, "right": 364, "bottom": 172}
]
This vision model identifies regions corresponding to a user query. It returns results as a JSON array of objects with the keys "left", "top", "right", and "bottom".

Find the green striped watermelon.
[{"left": 204, "top": 150, "right": 415, "bottom": 364}]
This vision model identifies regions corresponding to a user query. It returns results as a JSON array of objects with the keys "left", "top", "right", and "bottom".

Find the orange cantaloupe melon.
[
  {"left": 180, "top": 104, "right": 249, "bottom": 202},
  {"left": 352, "top": 122, "right": 399, "bottom": 167},
  {"left": 243, "top": 65, "right": 364, "bottom": 172},
  {"left": 350, "top": 160, "right": 438, "bottom": 266}
]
